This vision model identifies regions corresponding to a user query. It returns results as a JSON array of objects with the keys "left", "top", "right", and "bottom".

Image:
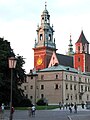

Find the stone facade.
[{"left": 22, "top": 67, "right": 90, "bottom": 105}]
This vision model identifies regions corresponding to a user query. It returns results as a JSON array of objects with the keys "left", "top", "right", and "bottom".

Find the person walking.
[
  {"left": 69, "top": 105, "right": 72, "bottom": 113},
  {"left": 31, "top": 105, "right": 36, "bottom": 116},
  {"left": 74, "top": 103, "right": 77, "bottom": 113},
  {"left": 28, "top": 107, "right": 32, "bottom": 117},
  {"left": 1, "top": 103, "right": 4, "bottom": 113},
  {"left": 1, "top": 103, "right": 4, "bottom": 119},
  {"left": 11, "top": 106, "right": 15, "bottom": 119}
]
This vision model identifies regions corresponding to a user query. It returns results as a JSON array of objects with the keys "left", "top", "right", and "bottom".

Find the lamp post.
[{"left": 8, "top": 57, "right": 17, "bottom": 120}]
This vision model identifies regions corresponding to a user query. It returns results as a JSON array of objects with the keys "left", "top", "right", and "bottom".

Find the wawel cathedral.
[{"left": 22, "top": 4, "right": 90, "bottom": 105}]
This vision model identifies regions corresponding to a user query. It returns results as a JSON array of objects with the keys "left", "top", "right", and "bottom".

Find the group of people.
[
  {"left": 59, "top": 102, "right": 78, "bottom": 113},
  {"left": 28, "top": 105, "right": 36, "bottom": 117},
  {"left": 69, "top": 103, "right": 77, "bottom": 113}
]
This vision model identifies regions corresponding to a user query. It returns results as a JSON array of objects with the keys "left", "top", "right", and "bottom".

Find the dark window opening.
[
  {"left": 55, "top": 84, "right": 58, "bottom": 89},
  {"left": 40, "top": 34, "right": 43, "bottom": 40},
  {"left": 41, "top": 94, "right": 44, "bottom": 99},
  {"left": 78, "top": 46, "right": 80, "bottom": 52},
  {"left": 49, "top": 34, "right": 51, "bottom": 41},
  {"left": 78, "top": 57, "right": 80, "bottom": 62},
  {"left": 41, "top": 85, "right": 44, "bottom": 90},
  {"left": 56, "top": 74, "right": 58, "bottom": 79}
]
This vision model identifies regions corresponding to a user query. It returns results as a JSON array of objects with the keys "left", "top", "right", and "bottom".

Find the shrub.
[
  {"left": 36, "top": 98, "right": 47, "bottom": 106},
  {"left": 19, "top": 98, "right": 32, "bottom": 107}
]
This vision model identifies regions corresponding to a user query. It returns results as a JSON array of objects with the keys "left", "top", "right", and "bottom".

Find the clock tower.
[{"left": 33, "top": 3, "right": 56, "bottom": 70}]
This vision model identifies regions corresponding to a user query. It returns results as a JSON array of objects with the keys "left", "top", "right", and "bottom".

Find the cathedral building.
[{"left": 22, "top": 4, "right": 90, "bottom": 105}]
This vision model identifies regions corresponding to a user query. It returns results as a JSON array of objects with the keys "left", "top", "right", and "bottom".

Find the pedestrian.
[
  {"left": 69, "top": 105, "right": 72, "bottom": 113},
  {"left": 74, "top": 103, "right": 77, "bottom": 113},
  {"left": 1, "top": 103, "right": 4, "bottom": 113},
  {"left": 31, "top": 105, "right": 36, "bottom": 116},
  {"left": 65, "top": 103, "right": 68, "bottom": 109},
  {"left": 59, "top": 102, "right": 62, "bottom": 110},
  {"left": 81, "top": 101, "right": 85, "bottom": 109},
  {"left": 11, "top": 106, "right": 14, "bottom": 114},
  {"left": 28, "top": 107, "right": 32, "bottom": 117},
  {"left": 11, "top": 106, "right": 15, "bottom": 119}
]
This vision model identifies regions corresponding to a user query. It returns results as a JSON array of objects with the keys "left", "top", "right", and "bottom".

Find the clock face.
[{"left": 37, "top": 57, "right": 42, "bottom": 65}]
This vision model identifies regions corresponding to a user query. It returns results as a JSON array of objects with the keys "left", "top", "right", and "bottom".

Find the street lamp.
[{"left": 8, "top": 57, "right": 17, "bottom": 120}]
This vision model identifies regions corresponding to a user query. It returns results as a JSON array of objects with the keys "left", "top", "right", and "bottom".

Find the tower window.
[
  {"left": 78, "top": 57, "right": 80, "bottom": 62},
  {"left": 83, "top": 45, "right": 84, "bottom": 52},
  {"left": 78, "top": 46, "right": 80, "bottom": 52},
  {"left": 49, "top": 34, "right": 51, "bottom": 41},
  {"left": 40, "top": 34, "right": 43, "bottom": 40},
  {"left": 45, "top": 17, "right": 47, "bottom": 22},
  {"left": 42, "top": 17, "right": 44, "bottom": 20}
]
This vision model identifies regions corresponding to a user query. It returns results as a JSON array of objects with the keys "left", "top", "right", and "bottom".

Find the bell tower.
[
  {"left": 33, "top": 3, "right": 56, "bottom": 70},
  {"left": 74, "top": 30, "right": 90, "bottom": 72}
]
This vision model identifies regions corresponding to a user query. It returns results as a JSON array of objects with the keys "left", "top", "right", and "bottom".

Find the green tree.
[{"left": 0, "top": 37, "right": 27, "bottom": 106}]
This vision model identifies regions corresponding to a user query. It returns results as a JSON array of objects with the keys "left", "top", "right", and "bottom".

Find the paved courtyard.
[{"left": 0, "top": 106, "right": 90, "bottom": 120}]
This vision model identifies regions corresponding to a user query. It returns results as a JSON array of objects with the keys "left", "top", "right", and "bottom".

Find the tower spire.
[
  {"left": 66, "top": 34, "right": 74, "bottom": 56},
  {"left": 45, "top": 1, "right": 47, "bottom": 10}
]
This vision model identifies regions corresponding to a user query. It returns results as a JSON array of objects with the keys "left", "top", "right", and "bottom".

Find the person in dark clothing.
[{"left": 74, "top": 103, "right": 77, "bottom": 113}]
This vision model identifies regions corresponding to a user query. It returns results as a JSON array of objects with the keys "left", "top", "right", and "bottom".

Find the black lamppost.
[{"left": 8, "top": 57, "right": 17, "bottom": 120}]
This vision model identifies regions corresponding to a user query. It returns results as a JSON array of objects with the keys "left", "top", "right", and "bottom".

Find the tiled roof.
[
  {"left": 40, "top": 64, "right": 78, "bottom": 73},
  {"left": 76, "top": 30, "right": 89, "bottom": 44},
  {"left": 56, "top": 53, "right": 74, "bottom": 67}
]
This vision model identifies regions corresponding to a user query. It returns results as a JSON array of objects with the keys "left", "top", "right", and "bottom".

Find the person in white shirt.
[
  {"left": 31, "top": 105, "right": 36, "bottom": 116},
  {"left": 1, "top": 103, "right": 4, "bottom": 113}
]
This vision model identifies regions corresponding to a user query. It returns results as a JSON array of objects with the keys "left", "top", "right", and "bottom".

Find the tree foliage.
[{"left": 0, "top": 37, "right": 27, "bottom": 106}]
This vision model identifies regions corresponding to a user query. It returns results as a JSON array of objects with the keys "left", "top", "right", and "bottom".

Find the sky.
[{"left": 0, "top": 0, "right": 90, "bottom": 73}]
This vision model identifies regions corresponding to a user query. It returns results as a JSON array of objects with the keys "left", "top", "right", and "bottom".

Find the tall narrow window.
[
  {"left": 66, "top": 84, "right": 68, "bottom": 90},
  {"left": 66, "top": 75, "right": 68, "bottom": 80},
  {"left": 40, "top": 34, "right": 43, "bottom": 40},
  {"left": 49, "top": 34, "right": 51, "bottom": 41},
  {"left": 78, "top": 57, "right": 80, "bottom": 62},
  {"left": 70, "top": 84, "right": 72, "bottom": 90},
  {"left": 55, "top": 84, "right": 59, "bottom": 89},
  {"left": 74, "top": 85, "right": 76, "bottom": 90},
  {"left": 56, "top": 74, "right": 58, "bottom": 79},
  {"left": 78, "top": 46, "right": 80, "bottom": 52}
]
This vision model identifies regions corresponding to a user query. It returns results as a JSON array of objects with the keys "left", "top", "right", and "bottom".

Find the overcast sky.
[{"left": 0, "top": 0, "right": 90, "bottom": 73}]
